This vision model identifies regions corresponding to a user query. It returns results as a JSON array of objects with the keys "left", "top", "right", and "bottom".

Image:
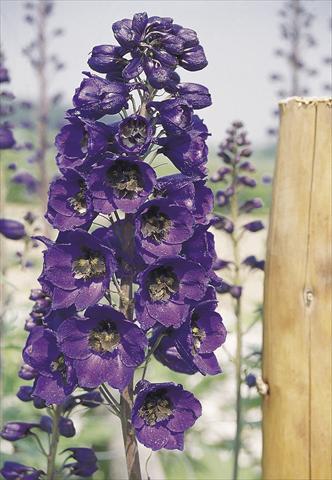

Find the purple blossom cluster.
[
  {"left": 212, "top": 120, "right": 265, "bottom": 294},
  {"left": 1, "top": 12, "right": 226, "bottom": 479}
]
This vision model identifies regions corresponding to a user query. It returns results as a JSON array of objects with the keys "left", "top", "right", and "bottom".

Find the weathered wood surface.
[{"left": 262, "top": 98, "right": 332, "bottom": 480}]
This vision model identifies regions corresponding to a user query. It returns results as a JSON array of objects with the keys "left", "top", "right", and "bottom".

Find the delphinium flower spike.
[
  {"left": 211, "top": 121, "right": 265, "bottom": 480},
  {"left": 268, "top": 0, "right": 318, "bottom": 136},
  {"left": 1, "top": 12, "right": 226, "bottom": 480}
]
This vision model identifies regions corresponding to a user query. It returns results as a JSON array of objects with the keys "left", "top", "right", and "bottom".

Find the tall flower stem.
[
  {"left": 290, "top": 0, "right": 300, "bottom": 95},
  {"left": 119, "top": 215, "right": 142, "bottom": 480},
  {"left": 47, "top": 405, "right": 61, "bottom": 480},
  {"left": 36, "top": 0, "right": 50, "bottom": 232},
  {"left": 230, "top": 165, "right": 243, "bottom": 480}
]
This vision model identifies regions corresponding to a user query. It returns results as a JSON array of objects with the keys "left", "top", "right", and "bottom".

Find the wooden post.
[{"left": 262, "top": 98, "right": 332, "bottom": 480}]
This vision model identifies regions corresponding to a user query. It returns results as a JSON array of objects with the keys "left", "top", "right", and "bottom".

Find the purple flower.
[
  {"left": 245, "top": 373, "right": 257, "bottom": 388},
  {"left": 160, "top": 115, "right": 209, "bottom": 177},
  {"left": 238, "top": 175, "right": 256, "bottom": 188},
  {"left": 239, "top": 198, "right": 263, "bottom": 213},
  {"left": 154, "top": 287, "right": 226, "bottom": 375},
  {"left": 0, "top": 422, "right": 38, "bottom": 441},
  {"left": 88, "top": 44, "right": 127, "bottom": 76},
  {"left": 23, "top": 326, "right": 78, "bottom": 405},
  {"left": 243, "top": 220, "right": 264, "bottom": 232},
  {"left": 0, "top": 66, "right": 10, "bottom": 83},
  {"left": 0, "top": 219, "right": 26, "bottom": 240},
  {"left": 215, "top": 190, "right": 229, "bottom": 207},
  {"left": 11, "top": 172, "right": 39, "bottom": 193},
  {"left": 55, "top": 116, "right": 93, "bottom": 172},
  {"left": 177, "top": 83, "right": 211, "bottom": 110},
  {"left": 37, "top": 229, "right": 117, "bottom": 310},
  {"left": 58, "top": 304, "right": 147, "bottom": 391},
  {"left": 262, "top": 174, "right": 272, "bottom": 184},
  {"left": 242, "top": 255, "right": 265, "bottom": 271},
  {"left": 110, "top": 13, "right": 207, "bottom": 86},
  {"left": 93, "top": 223, "right": 145, "bottom": 280},
  {"left": 115, "top": 115, "right": 154, "bottom": 154},
  {"left": 135, "top": 256, "right": 209, "bottom": 330},
  {"left": 63, "top": 448, "right": 98, "bottom": 478},
  {"left": 59, "top": 417, "right": 76, "bottom": 437},
  {"left": 155, "top": 174, "right": 213, "bottom": 224},
  {"left": 132, "top": 380, "right": 202, "bottom": 450},
  {"left": 88, "top": 156, "right": 156, "bottom": 214},
  {"left": 39, "top": 416, "right": 53, "bottom": 433},
  {"left": 46, "top": 170, "right": 96, "bottom": 231},
  {"left": 72, "top": 73, "right": 129, "bottom": 119},
  {"left": 135, "top": 198, "right": 194, "bottom": 263},
  {"left": 0, "top": 125, "right": 15, "bottom": 149},
  {"left": 18, "top": 363, "right": 38, "bottom": 380},
  {"left": 17, "top": 386, "right": 34, "bottom": 402},
  {"left": 213, "top": 215, "right": 234, "bottom": 234},
  {"left": 239, "top": 161, "right": 255, "bottom": 172},
  {"left": 149, "top": 98, "right": 193, "bottom": 135},
  {"left": 63, "top": 390, "right": 103, "bottom": 411},
  {"left": 0, "top": 462, "right": 44, "bottom": 480},
  {"left": 216, "top": 281, "right": 242, "bottom": 299},
  {"left": 229, "top": 285, "right": 242, "bottom": 299},
  {"left": 181, "top": 224, "right": 216, "bottom": 274},
  {"left": 55, "top": 116, "right": 118, "bottom": 173},
  {"left": 245, "top": 373, "right": 256, "bottom": 388}
]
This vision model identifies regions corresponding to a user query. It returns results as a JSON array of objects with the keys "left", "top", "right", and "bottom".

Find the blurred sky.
[{"left": 1, "top": 0, "right": 331, "bottom": 148}]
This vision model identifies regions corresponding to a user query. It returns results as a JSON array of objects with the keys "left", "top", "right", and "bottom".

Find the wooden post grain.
[{"left": 263, "top": 98, "right": 332, "bottom": 480}]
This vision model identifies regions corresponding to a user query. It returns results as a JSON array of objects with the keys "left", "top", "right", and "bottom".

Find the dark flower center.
[
  {"left": 139, "top": 390, "right": 173, "bottom": 426},
  {"left": 148, "top": 266, "right": 179, "bottom": 302},
  {"left": 68, "top": 181, "right": 88, "bottom": 215},
  {"left": 88, "top": 320, "right": 120, "bottom": 353},
  {"left": 107, "top": 161, "right": 143, "bottom": 199},
  {"left": 191, "top": 313, "right": 206, "bottom": 353},
  {"left": 50, "top": 354, "right": 67, "bottom": 379},
  {"left": 120, "top": 118, "right": 148, "bottom": 149},
  {"left": 72, "top": 249, "right": 106, "bottom": 280},
  {"left": 141, "top": 206, "right": 172, "bottom": 243}
]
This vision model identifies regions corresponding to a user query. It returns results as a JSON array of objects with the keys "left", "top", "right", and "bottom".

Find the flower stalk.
[
  {"left": 119, "top": 216, "right": 142, "bottom": 480},
  {"left": 211, "top": 121, "right": 265, "bottom": 479},
  {"left": 47, "top": 406, "right": 61, "bottom": 480}
]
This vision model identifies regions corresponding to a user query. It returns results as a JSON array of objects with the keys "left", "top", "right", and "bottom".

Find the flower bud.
[
  {"left": 0, "top": 422, "right": 37, "bottom": 441},
  {"left": 17, "top": 386, "right": 34, "bottom": 402},
  {"left": 243, "top": 220, "right": 264, "bottom": 232},
  {"left": 230, "top": 285, "right": 242, "bottom": 299},
  {"left": 39, "top": 416, "right": 53, "bottom": 433},
  {"left": 240, "top": 147, "right": 252, "bottom": 157},
  {"left": 0, "top": 219, "right": 26, "bottom": 240},
  {"left": 239, "top": 198, "right": 263, "bottom": 213},
  {"left": 213, "top": 215, "right": 234, "bottom": 234},
  {"left": 242, "top": 255, "right": 265, "bottom": 271},
  {"left": 238, "top": 176, "right": 256, "bottom": 188},
  {"left": 245, "top": 373, "right": 257, "bottom": 388},
  {"left": 216, "top": 191, "right": 229, "bottom": 207},
  {"left": 59, "top": 417, "right": 76, "bottom": 438},
  {"left": 18, "top": 363, "right": 38, "bottom": 380}
]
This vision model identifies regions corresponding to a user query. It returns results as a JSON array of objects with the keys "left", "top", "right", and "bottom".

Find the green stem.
[
  {"left": 141, "top": 333, "right": 167, "bottom": 380},
  {"left": 230, "top": 162, "right": 243, "bottom": 480},
  {"left": 119, "top": 215, "right": 142, "bottom": 480},
  {"left": 46, "top": 405, "right": 61, "bottom": 480}
]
